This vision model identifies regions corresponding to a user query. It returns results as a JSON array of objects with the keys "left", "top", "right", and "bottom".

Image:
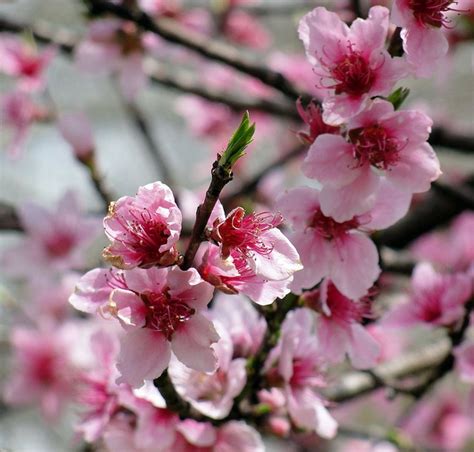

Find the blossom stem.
[{"left": 181, "top": 162, "right": 233, "bottom": 270}]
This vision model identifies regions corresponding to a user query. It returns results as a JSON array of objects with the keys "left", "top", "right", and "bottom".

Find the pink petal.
[
  {"left": 303, "top": 134, "right": 362, "bottom": 188},
  {"left": 110, "top": 289, "right": 146, "bottom": 328},
  {"left": 116, "top": 329, "right": 170, "bottom": 387},
  {"left": 389, "top": 143, "right": 441, "bottom": 193},
  {"left": 365, "top": 178, "right": 412, "bottom": 230},
  {"left": 329, "top": 232, "right": 380, "bottom": 299},
  {"left": 348, "top": 324, "right": 381, "bottom": 369},
  {"left": 171, "top": 314, "right": 219, "bottom": 372},
  {"left": 320, "top": 168, "right": 380, "bottom": 222}
]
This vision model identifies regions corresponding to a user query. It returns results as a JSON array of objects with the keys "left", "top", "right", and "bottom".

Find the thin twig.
[
  {"left": 0, "top": 202, "right": 22, "bottom": 231},
  {"left": 180, "top": 160, "right": 233, "bottom": 270},
  {"left": 119, "top": 97, "right": 175, "bottom": 187},
  {"left": 84, "top": 0, "right": 304, "bottom": 100}
]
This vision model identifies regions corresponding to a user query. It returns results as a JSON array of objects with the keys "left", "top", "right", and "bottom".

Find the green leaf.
[
  {"left": 387, "top": 87, "right": 410, "bottom": 110},
  {"left": 218, "top": 111, "right": 256, "bottom": 171}
]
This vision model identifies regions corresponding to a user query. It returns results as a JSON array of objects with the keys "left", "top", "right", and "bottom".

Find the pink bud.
[{"left": 58, "top": 112, "right": 94, "bottom": 159}]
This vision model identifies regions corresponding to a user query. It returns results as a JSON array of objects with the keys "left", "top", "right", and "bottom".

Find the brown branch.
[
  {"left": 324, "top": 338, "right": 451, "bottom": 403},
  {"left": 180, "top": 160, "right": 233, "bottom": 270},
  {"left": 81, "top": 156, "right": 114, "bottom": 207},
  {"left": 118, "top": 97, "right": 176, "bottom": 187},
  {"left": 0, "top": 202, "right": 22, "bottom": 231},
  {"left": 85, "top": 0, "right": 304, "bottom": 100}
]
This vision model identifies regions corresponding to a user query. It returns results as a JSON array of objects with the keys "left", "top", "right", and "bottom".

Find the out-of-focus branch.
[
  {"left": 351, "top": 0, "right": 364, "bottom": 18},
  {"left": 84, "top": 0, "right": 304, "bottom": 100},
  {"left": 324, "top": 338, "right": 451, "bottom": 403},
  {"left": 432, "top": 180, "right": 474, "bottom": 210},
  {"left": 376, "top": 175, "right": 474, "bottom": 249},
  {"left": 0, "top": 202, "right": 22, "bottom": 231},
  {"left": 118, "top": 96, "right": 176, "bottom": 187}
]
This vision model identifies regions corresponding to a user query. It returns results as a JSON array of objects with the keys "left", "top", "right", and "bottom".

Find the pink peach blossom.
[
  {"left": 277, "top": 184, "right": 412, "bottom": 298},
  {"left": 210, "top": 206, "right": 302, "bottom": 282},
  {"left": 0, "top": 90, "right": 46, "bottom": 158},
  {"left": 97, "top": 266, "right": 217, "bottom": 387},
  {"left": 303, "top": 280, "right": 380, "bottom": 368},
  {"left": 2, "top": 191, "right": 100, "bottom": 278},
  {"left": 411, "top": 212, "right": 474, "bottom": 272},
  {"left": 223, "top": 10, "right": 271, "bottom": 49},
  {"left": 168, "top": 323, "right": 247, "bottom": 419},
  {"left": 303, "top": 99, "right": 441, "bottom": 221},
  {"left": 296, "top": 99, "right": 340, "bottom": 145},
  {"left": 211, "top": 293, "right": 267, "bottom": 357},
  {"left": 383, "top": 262, "right": 472, "bottom": 328},
  {"left": 103, "top": 181, "right": 182, "bottom": 269},
  {"left": 173, "top": 419, "right": 265, "bottom": 452},
  {"left": 199, "top": 243, "right": 295, "bottom": 305},
  {"left": 402, "top": 391, "right": 473, "bottom": 450},
  {"left": 263, "top": 308, "right": 338, "bottom": 438},
  {"left": 391, "top": 0, "right": 460, "bottom": 76},
  {"left": 3, "top": 324, "right": 78, "bottom": 420},
  {"left": 299, "top": 6, "right": 406, "bottom": 124},
  {"left": 75, "top": 19, "right": 147, "bottom": 100},
  {"left": 454, "top": 340, "right": 474, "bottom": 384},
  {"left": 0, "top": 35, "right": 55, "bottom": 91}
]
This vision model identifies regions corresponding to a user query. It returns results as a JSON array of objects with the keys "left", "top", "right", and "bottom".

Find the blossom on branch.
[
  {"left": 102, "top": 181, "right": 182, "bottom": 269},
  {"left": 299, "top": 6, "right": 406, "bottom": 124},
  {"left": 303, "top": 99, "right": 441, "bottom": 221}
]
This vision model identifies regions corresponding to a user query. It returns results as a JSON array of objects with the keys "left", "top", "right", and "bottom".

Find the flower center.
[
  {"left": 408, "top": 0, "right": 456, "bottom": 28},
  {"left": 330, "top": 49, "right": 375, "bottom": 96},
  {"left": 141, "top": 290, "right": 195, "bottom": 340},
  {"left": 19, "top": 56, "right": 42, "bottom": 78},
  {"left": 213, "top": 207, "right": 282, "bottom": 259},
  {"left": 44, "top": 232, "right": 76, "bottom": 257},
  {"left": 349, "top": 125, "right": 401, "bottom": 170},
  {"left": 309, "top": 209, "right": 359, "bottom": 240},
  {"left": 117, "top": 208, "right": 173, "bottom": 266}
]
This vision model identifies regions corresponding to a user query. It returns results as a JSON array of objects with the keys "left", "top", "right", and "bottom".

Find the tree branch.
[
  {"left": 84, "top": 0, "right": 304, "bottom": 100},
  {"left": 0, "top": 202, "right": 22, "bottom": 231}
]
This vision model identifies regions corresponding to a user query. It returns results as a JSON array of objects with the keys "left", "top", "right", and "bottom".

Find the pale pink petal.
[
  {"left": 250, "top": 228, "right": 302, "bottom": 281},
  {"left": 110, "top": 289, "right": 146, "bottom": 328},
  {"left": 329, "top": 232, "right": 380, "bottom": 299},
  {"left": 276, "top": 186, "right": 320, "bottom": 230},
  {"left": 348, "top": 324, "right": 381, "bottom": 369},
  {"left": 58, "top": 112, "right": 94, "bottom": 158},
  {"left": 365, "top": 178, "right": 412, "bottom": 230},
  {"left": 116, "top": 329, "right": 170, "bottom": 387},
  {"left": 388, "top": 143, "right": 441, "bottom": 193},
  {"left": 177, "top": 419, "right": 217, "bottom": 447},
  {"left": 351, "top": 6, "right": 389, "bottom": 59},
  {"left": 217, "top": 421, "right": 265, "bottom": 452},
  {"left": 320, "top": 168, "right": 380, "bottom": 222},
  {"left": 289, "top": 231, "right": 331, "bottom": 293},
  {"left": 303, "top": 134, "right": 362, "bottom": 188},
  {"left": 171, "top": 314, "right": 219, "bottom": 372},
  {"left": 402, "top": 25, "right": 449, "bottom": 77}
]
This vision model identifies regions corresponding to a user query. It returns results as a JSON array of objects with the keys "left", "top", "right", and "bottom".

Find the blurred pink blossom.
[
  {"left": 4, "top": 324, "right": 78, "bottom": 420},
  {"left": 0, "top": 35, "right": 55, "bottom": 91},
  {"left": 2, "top": 191, "right": 100, "bottom": 278},
  {"left": 383, "top": 262, "right": 472, "bottom": 327},
  {"left": 454, "top": 340, "right": 474, "bottom": 384},
  {"left": 58, "top": 111, "right": 95, "bottom": 160}
]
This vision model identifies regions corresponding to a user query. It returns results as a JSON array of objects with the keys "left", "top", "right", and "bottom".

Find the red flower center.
[
  {"left": 141, "top": 290, "right": 195, "bottom": 340},
  {"left": 19, "top": 56, "right": 42, "bottom": 78},
  {"left": 408, "top": 0, "right": 456, "bottom": 28},
  {"left": 330, "top": 49, "right": 375, "bottom": 96},
  {"left": 349, "top": 125, "right": 401, "bottom": 170},
  {"left": 117, "top": 208, "right": 173, "bottom": 267},
  {"left": 213, "top": 207, "right": 282, "bottom": 259},
  {"left": 44, "top": 231, "right": 76, "bottom": 257},
  {"left": 309, "top": 209, "right": 359, "bottom": 240}
]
